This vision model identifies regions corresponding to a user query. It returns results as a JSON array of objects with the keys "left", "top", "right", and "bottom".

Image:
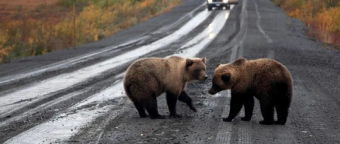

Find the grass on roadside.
[
  {"left": 273, "top": 0, "right": 340, "bottom": 48},
  {"left": 0, "top": 0, "right": 181, "bottom": 63}
]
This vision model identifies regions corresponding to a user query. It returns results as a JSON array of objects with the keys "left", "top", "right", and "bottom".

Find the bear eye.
[{"left": 195, "top": 69, "right": 201, "bottom": 73}]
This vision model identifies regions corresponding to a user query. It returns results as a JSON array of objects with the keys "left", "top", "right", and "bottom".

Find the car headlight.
[
  {"left": 208, "top": 0, "right": 213, "bottom": 3},
  {"left": 223, "top": 0, "right": 228, "bottom": 2}
]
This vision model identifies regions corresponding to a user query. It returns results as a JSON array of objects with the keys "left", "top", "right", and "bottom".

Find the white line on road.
[
  {"left": 174, "top": 6, "right": 233, "bottom": 58},
  {"left": 214, "top": 0, "right": 252, "bottom": 143},
  {"left": 237, "top": 41, "right": 244, "bottom": 59},
  {"left": 4, "top": 81, "right": 125, "bottom": 144},
  {"left": 253, "top": 0, "right": 273, "bottom": 44},
  {"left": 0, "top": 89, "right": 90, "bottom": 127},
  {"left": 153, "top": 3, "right": 206, "bottom": 34},
  {"left": 214, "top": 91, "right": 232, "bottom": 144},
  {"left": 267, "top": 49, "right": 275, "bottom": 59},
  {"left": 0, "top": 36, "right": 148, "bottom": 86},
  {"left": 0, "top": 10, "right": 211, "bottom": 118}
]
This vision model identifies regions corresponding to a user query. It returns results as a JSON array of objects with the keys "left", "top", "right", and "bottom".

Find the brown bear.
[
  {"left": 124, "top": 56, "right": 207, "bottom": 119},
  {"left": 208, "top": 58, "right": 293, "bottom": 125}
]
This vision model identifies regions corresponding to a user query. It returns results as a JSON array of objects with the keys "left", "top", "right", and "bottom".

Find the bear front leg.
[
  {"left": 178, "top": 91, "right": 197, "bottom": 112},
  {"left": 166, "top": 92, "right": 181, "bottom": 118},
  {"left": 223, "top": 92, "right": 243, "bottom": 122},
  {"left": 241, "top": 95, "right": 254, "bottom": 121}
]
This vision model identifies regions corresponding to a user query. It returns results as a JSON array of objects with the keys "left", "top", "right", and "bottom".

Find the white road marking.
[
  {"left": 237, "top": 41, "right": 244, "bottom": 59},
  {"left": 214, "top": 46, "right": 237, "bottom": 144},
  {"left": 174, "top": 6, "right": 234, "bottom": 58},
  {"left": 230, "top": 45, "right": 239, "bottom": 62},
  {"left": 253, "top": 0, "right": 273, "bottom": 44},
  {"left": 0, "top": 89, "right": 90, "bottom": 127},
  {"left": 5, "top": 8, "right": 232, "bottom": 143},
  {"left": 214, "top": 0, "right": 252, "bottom": 143},
  {"left": 267, "top": 49, "right": 275, "bottom": 59},
  {"left": 0, "top": 36, "right": 148, "bottom": 86},
  {"left": 153, "top": 3, "right": 206, "bottom": 34},
  {"left": 0, "top": 10, "right": 211, "bottom": 118},
  {"left": 214, "top": 91, "right": 232, "bottom": 144},
  {"left": 229, "top": 19, "right": 248, "bottom": 62},
  {"left": 5, "top": 81, "right": 125, "bottom": 144}
]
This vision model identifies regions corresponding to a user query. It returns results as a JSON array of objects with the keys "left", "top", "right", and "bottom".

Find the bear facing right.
[{"left": 208, "top": 58, "right": 293, "bottom": 125}]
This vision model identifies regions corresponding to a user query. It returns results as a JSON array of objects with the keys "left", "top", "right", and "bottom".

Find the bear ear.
[
  {"left": 221, "top": 74, "right": 230, "bottom": 83},
  {"left": 216, "top": 64, "right": 221, "bottom": 68},
  {"left": 186, "top": 59, "right": 194, "bottom": 67},
  {"left": 233, "top": 58, "right": 247, "bottom": 65},
  {"left": 202, "top": 57, "right": 206, "bottom": 64}
]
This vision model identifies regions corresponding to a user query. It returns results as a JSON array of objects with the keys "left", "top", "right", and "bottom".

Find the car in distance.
[{"left": 206, "top": 0, "right": 239, "bottom": 11}]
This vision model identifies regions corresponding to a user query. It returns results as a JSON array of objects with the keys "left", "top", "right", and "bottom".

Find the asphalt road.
[{"left": 0, "top": 0, "right": 340, "bottom": 143}]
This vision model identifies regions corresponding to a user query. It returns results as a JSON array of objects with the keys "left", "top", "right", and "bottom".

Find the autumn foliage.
[
  {"left": 274, "top": 0, "right": 340, "bottom": 47},
  {"left": 0, "top": 0, "right": 181, "bottom": 63}
]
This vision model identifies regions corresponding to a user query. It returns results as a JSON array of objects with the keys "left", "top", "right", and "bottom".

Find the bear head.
[
  {"left": 186, "top": 57, "right": 208, "bottom": 82},
  {"left": 208, "top": 58, "right": 247, "bottom": 95}
]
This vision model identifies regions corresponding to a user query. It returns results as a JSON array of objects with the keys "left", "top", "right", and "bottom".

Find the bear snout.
[
  {"left": 208, "top": 88, "right": 217, "bottom": 95},
  {"left": 199, "top": 75, "right": 208, "bottom": 81}
]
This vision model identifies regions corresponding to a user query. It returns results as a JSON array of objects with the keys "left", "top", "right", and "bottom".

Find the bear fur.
[
  {"left": 124, "top": 56, "right": 207, "bottom": 119},
  {"left": 208, "top": 58, "right": 293, "bottom": 125}
]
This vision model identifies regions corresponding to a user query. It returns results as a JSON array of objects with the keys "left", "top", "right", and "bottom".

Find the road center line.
[
  {"left": 267, "top": 49, "right": 275, "bottom": 59},
  {"left": 153, "top": 3, "right": 206, "bottom": 34},
  {"left": 0, "top": 36, "right": 147, "bottom": 86},
  {"left": 174, "top": 6, "right": 233, "bottom": 58},
  {"left": 214, "top": 0, "right": 251, "bottom": 143},
  {"left": 253, "top": 0, "right": 273, "bottom": 44}
]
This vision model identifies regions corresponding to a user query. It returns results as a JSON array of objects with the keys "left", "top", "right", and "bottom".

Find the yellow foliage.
[
  {"left": 0, "top": 29, "right": 15, "bottom": 63},
  {"left": 0, "top": 0, "right": 182, "bottom": 63},
  {"left": 276, "top": 0, "right": 340, "bottom": 46},
  {"left": 327, "top": 7, "right": 340, "bottom": 33}
]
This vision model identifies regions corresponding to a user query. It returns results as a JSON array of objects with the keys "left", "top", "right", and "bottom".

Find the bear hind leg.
[
  {"left": 144, "top": 97, "right": 165, "bottom": 119},
  {"left": 274, "top": 104, "right": 289, "bottom": 125},
  {"left": 259, "top": 102, "right": 274, "bottom": 125},
  {"left": 273, "top": 81, "right": 291, "bottom": 125},
  {"left": 133, "top": 101, "right": 148, "bottom": 118}
]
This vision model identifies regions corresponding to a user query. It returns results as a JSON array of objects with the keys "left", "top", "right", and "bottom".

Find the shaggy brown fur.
[
  {"left": 124, "top": 56, "right": 207, "bottom": 119},
  {"left": 209, "top": 58, "right": 293, "bottom": 125}
]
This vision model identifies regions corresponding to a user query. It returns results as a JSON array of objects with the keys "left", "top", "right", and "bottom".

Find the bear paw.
[
  {"left": 274, "top": 121, "right": 286, "bottom": 125},
  {"left": 169, "top": 114, "right": 182, "bottom": 118},
  {"left": 259, "top": 120, "right": 274, "bottom": 125},
  {"left": 186, "top": 103, "right": 197, "bottom": 112},
  {"left": 140, "top": 114, "right": 149, "bottom": 118},
  {"left": 190, "top": 106, "right": 197, "bottom": 112},
  {"left": 241, "top": 117, "right": 251, "bottom": 121},
  {"left": 150, "top": 115, "right": 166, "bottom": 119},
  {"left": 222, "top": 117, "right": 233, "bottom": 122}
]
